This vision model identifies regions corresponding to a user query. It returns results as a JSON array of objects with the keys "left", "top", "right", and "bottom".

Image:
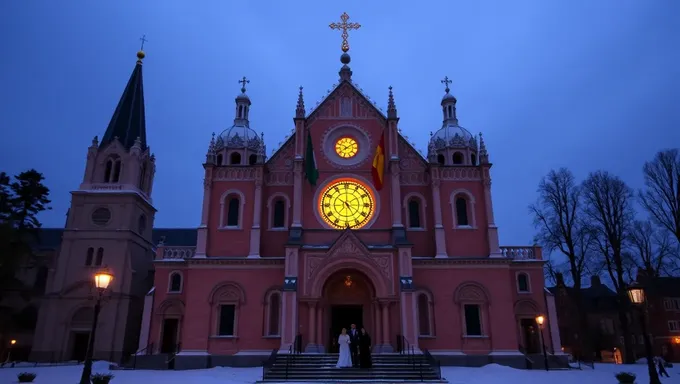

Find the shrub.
[
  {"left": 17, "top": 372, "right": 37, "bottom": 383},
  {"left": 91, "top": 373, "right": 115, "bottom": 384},
  {"left": 615, "top": 372, "right": 636, "bottom": 383}
]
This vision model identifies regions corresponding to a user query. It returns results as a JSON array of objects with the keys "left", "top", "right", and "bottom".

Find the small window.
[
  {"left": 138, "top": 215, "right": 147, "bottom": 235},
  {"left": 104, "top": 160, "right": 113, "bottom": 182},
  {"left": 230, "top": 152, "right": 241, "bottom": 165},
  {"left": 452, "top": 152, "right": 464, "bottom": 165},
  {"left": 517, "top": 273, "right": 529, "bottom": 292},
  {"left": 464, "top": 304, "right": 482, "bottom": 336},
  {"left": 169, "top": 273, "right": 182, "bottom": 293},
  {"left": 216, "top": 154, "right": 223, "bottom": 165},
  {"left": 226, "top": 197, "right": 240, "bottom": 227},
  {"left": 669, "top": 320, "right": 680, "bottom": 332},
  {"left": 408, "top": 199, "right": 421, "bottom": 228},
  {"left": 95, "top": 248, "right": 104, "bottom": 266},
  {"left": 34, "top": 266, "right": 48, "bottom": 293},
  {"left": 218, "top": 304, "right": 236, "bottom": 336},
  {"left": 86, "top": 247, "right": 94, "bottom": 266},
  {"left": 91, "top": 207, "right": 112, "bottom": 226},
  {"left": 471, "top": 153, "right": 477, "bottom": 165},
  {"left": 268, "top": 293, "right": 281, "bottom": 336},
  {"left": 455, "top": 197, "right": 469, "bottom": 226},
  {"left": 272, "top": 200, "right": 285, "bottom": 228},
  {"left": 112, "top": 160, "right": 122, "bottom": 182},
  {"left": 437, "top": 154, "right": 445, "bottom": 165},
  {"left": 249, "top": 154, "right": 258, "bottom": 165},
  {"left": 417, "top": 293, "right": 430, "bottom": 336}
]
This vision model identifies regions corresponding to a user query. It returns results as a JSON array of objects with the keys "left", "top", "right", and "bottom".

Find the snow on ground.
[{"left": 0, "top": 361, "right": 677, "bottom": 384}]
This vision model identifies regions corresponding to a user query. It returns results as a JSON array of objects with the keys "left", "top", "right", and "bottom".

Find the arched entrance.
[{"left": 323, "top": 269, "right": 376, "bottom": 352}]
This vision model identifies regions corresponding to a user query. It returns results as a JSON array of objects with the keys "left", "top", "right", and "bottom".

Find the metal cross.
[
  {"left": 139, "top": 35, "right": 148, "bottom": 51},
  {"left": 238, "top": 76, "right": 250, "bottom": 92},
  {"left": 329, "top": 12, "right": 361, "bottom": 53},
  {"left": 440, "top": 76, "right": 452, "bottom": 92}
]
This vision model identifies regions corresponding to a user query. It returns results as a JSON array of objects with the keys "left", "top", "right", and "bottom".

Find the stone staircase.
[{"left": 260, "top": 353, "right": 445, "bottom": 382}]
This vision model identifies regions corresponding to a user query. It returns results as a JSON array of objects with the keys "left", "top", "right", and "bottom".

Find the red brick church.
[{"left": 30, "top": 17, "right": 563, "bottom": 369}]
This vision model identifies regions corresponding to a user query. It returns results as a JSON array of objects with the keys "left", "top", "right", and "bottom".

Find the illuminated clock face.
[
  {"left": 319, "top": 179, "right": 375, "bottom": 229},
  {"left": 334, "top": 137, "right": 359, "bottom": 159}
]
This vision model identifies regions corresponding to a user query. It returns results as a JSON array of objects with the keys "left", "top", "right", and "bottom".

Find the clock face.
[
  {"left": 319, "top": 179, "right": 375, "bottom": 229},
  {"left": 334, "top": 137, "right": 359, "bottom": 159}
]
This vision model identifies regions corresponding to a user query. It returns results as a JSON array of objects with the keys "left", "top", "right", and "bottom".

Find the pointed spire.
[
  {"left": 205, "top": 132, "right": 216, "bottom": 164},
  {"left": 479, "top": 132, "right": 489, "bottom": 164},
  {"left": 100, "top": 50, "right": 147, "bottom": 151},
  {"left": 427, "top": 131, "right": 438, "bottom": 163},
  {"left": 387, "top": 86, "right": 398, "bottom": 120},
  {"left": 295, "top": 86, "right": 305, "bottom": 119},
  {"left": 440, "top": 76, "right": 458, "bottom": 125}
]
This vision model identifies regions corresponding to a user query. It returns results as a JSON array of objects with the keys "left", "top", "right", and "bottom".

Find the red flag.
[{"left": 371, "top": 131, "right": 386, "bottom": 190}]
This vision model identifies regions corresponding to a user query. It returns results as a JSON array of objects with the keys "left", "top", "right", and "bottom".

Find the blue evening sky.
[{"left": 1, "top": 1, "right": 678, "bottom": 247}]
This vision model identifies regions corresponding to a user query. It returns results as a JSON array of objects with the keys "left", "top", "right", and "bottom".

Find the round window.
[{"left": 91, "top": 208, "right": 112, "bottom": 226}]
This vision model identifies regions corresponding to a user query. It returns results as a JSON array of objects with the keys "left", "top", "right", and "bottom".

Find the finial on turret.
[
  {"left": 479, "top": 132, "right": 489, "bottom": 164},
  {"left": 238, "top": 76, "right": 250, "bottom": 94},
  {"left": 137, "top": 35, "right": 148, "bottom": 63},
  {"left": 296, "top": 86, "right": 306, "bottom": 118},
  {"left": 441, "top": 76, "right": 452, "bottom": 94},
  {"left": 427, "top": 132, "right": 438, "bottom": 163},
  {"left": 387, "top": 86, "right": 398, "bottom": 119}
]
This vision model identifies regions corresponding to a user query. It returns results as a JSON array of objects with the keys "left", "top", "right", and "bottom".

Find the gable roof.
[{"left": 306, "top": 78, "right": 386, "bottom": 123}]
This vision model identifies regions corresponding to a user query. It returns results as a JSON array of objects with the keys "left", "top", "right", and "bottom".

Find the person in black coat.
[
  {"left": 358, "top": 327, "right": 372, "bottom": 369},
  {"left": 348, "top": 324, "right": 360, "bottom": 367}
]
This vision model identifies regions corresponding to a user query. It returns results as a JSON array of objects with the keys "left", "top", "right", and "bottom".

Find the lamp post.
[
  {"left": 79, "top": 269, "right": 114, "bottom": 384},
  {"left": 535, "top": 315, "right": 549, "bottom": 371},
  {"left": 6, "top": 339, "right": 16, "bottom": 364},
  {"left": 626, "top": 282, "right": 661, "bottom": 384}
]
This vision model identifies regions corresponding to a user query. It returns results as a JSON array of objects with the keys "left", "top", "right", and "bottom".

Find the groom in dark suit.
[{"left": 349, "top": 323, "right": 360, "bottom": 367}]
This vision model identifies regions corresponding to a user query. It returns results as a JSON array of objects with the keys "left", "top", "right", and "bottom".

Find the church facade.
[{"left": 29, "top": 31, "right": 562, "bottom": 369}]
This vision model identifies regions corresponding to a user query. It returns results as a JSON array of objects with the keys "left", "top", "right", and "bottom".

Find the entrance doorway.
[
  {"left": 160, "top": 318, "right": 179, "bottom": 354},
  {"left": 329, "top": 305, "right": 363, "bottom": 352},
  {"left": 520, "top": 318, "right": 541, "bottom": 354},
  {"left": 70, "top": 331, "right": 90, "bottom": 361}
]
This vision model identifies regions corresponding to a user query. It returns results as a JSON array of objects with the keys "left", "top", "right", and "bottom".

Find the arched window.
[
  {"left": 230, "top": 152, "right": 241, "bottom": 165},
  {"left": 249, "top": 154, "right": 258, "bottom": 165},
  {"left": 408, "top": 199, "right": 421, "bottom": 228},
  {"left": 95, "top": 248, "right": 104, "bottom": 266},
  {"left": 452, "top": 152, "right": 464, "bottom": 165},
  {"left": 471, "top": 153, "right": 477, "bottom": 166},
  {"left": 216, "top": 154, "right": 223, "bottom": 165},
  {"left": 138, "top": 215, "right": 147, "bottom": 235},
  {"left": 455, "top": 197, "right": 469, "bottom": 226},
  {"left": 104, "top": 161, "right": 113, "bottom": 182},
  {"left": 517, "top": 273, "right": 530, "bottom": 293},
  {"left": 455, "top": 282, "right": 489, "bottom": 337},
  {"left": 267, "top": 292, "right": 281, "bottom": 336},
  {"left": 417, "top": 292, "right": 433, "bottom": 336},
  {"left": 139, "top": 163, "right": 147, "bottom": 190},
  {"left": 437, "top": 154, "right": 445, "bottom": 165},
  {"left": 169, "top": 272, "right": 183, "bottom": 293},
  {"left": 272, "top": 200, "right": 285, "bottom": 228},
  {"left": 85, "top": 247, "right": 94, "bottom": 266},
  {"left": 226, "top": 197, "right": 240, "bottom": 227},
  {"left": 112, "top": 160, "right": 122, "bottom": 182}
]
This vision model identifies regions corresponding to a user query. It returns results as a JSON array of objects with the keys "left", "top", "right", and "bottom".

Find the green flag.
[{"left": 304, "top": 130, "right": 319, "bottom": 186}]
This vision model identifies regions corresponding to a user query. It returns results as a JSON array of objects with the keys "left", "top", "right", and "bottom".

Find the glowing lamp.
[
  {"left": 344, "top": 276, "right": 353, "bottom": 288},
  {"left": 673, "top": 337, "right": 680, "bottom": 345},
  {"left": 626, "top": 283, "right": 645, "bottom": 305},
  {"left": 10, "top": 339, "right": 16, "bottom": 345},
  {"left": 94, "top": 269, "right": 114, "bottom": 290},
  {"left": 535, "top": 315, "right": 545, "bottom": 326}
]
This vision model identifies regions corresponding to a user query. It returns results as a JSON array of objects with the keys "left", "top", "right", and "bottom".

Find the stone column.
[
  {"left": 482, "top": 169, "right": 502, "bottom": 257},
  {"left": 248, "top": 174, "right": 263, "bottom": 258},
  {"left": 305, "top": 301, "right": 322, "bottom": 353},
  {"left": 280, "top": 248, "right": 299, "bottom": 352},
  {"left": 430, "top": 170, "right": 447, "bottom": 258},
  {"left": 380, "top": 302, "right": 393, "bottom": 352},
  {"left": 373, "top": 302, "right": 380, "bottom": 344},
  {"left": 398, "top": 248, "right": 418, "bottom": 350},
  {"left": 316, "top": 305, "right": 324, "bottom": 353},
  {"left": 292, "top": 160, "right": 303, "bottom": 226},
  {"left": 390, "top": 161, "right": 403, "bottom": 227}
]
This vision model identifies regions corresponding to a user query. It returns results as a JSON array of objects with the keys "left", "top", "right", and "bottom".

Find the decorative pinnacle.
[
  {"left": 238, "top": 76, "right": 250, "bottom": 93},
  {"left": 296, "top": 86, "right": 305, "bottom": 118},
  {"left": 387, "top": 86, "right": 397, "bottom": 119},
  {"left": 137, "top": 35, "right": 148, "bottom": 62},
  {"left": 329, "top": 12, "right": 361, "bottom": 53},
  {"left": 440, "top": 76, "right": 452, "bottom": 94}
]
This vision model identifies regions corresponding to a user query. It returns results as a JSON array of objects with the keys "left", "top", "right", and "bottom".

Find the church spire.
[
  {"left": 100, "top": 48, "right": 147, "bottom": 151},
  {"left": 233, "top": 76, "right": 252, "bottom": 127},
  {"left": 387, "top": 86, "right": 397, "bottom": 119},
  {"left": 295, "top": 86, "right": 305, "bottom": 119}
]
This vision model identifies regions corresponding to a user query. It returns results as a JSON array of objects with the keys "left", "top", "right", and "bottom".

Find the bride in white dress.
[{"left": 336, "top": 328, "right": 352, "bottom": 368}]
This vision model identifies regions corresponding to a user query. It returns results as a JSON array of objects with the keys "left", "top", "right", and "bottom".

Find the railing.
[
  {"left": 132, "top": 343, "right": 154, "bottom": 370},
  {"left": 165, "top": 343, "right": 181, "bottom": 370},
  {"left": 518, "top": 344, "right": 534, "bottom": 370},
  {"left": 500, "top": 246, "right": 540, "bottom": 260},
  {"left": 261, "top": 349, "right": 278, "bottom": 379},
  {"left": 396, "top": 334, "right": 415, "bottom": 366},
  {"left": 159, "top": 246, "right": 195, "bottom": 260},
  {"left": 421, "top": 349, "right": 442, "bottom": 380}
]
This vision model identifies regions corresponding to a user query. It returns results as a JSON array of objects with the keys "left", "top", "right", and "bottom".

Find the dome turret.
[
  {"left": 427, "top": 77, "right": 480, "bottom": 166},
  {"left": 213, "top": 77, "right": 265, "bottom": 166}
]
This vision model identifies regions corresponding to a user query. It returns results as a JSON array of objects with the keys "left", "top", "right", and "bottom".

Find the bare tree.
[
  {"left": 529, "top": 168, "right": 595, "bottom": 359},
  {"left": 628, "top": 220, "right": 676, "bottom": 277},
  {"left": 581, "top": 170, "right": 636, "bottom": 363},
  {"left": 639, "top": 149, "right": 680, "bottom": 243}
]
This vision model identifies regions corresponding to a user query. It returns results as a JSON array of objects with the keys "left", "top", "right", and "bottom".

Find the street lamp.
[
  {"left": 79, "top": 269, "right": 114, "bottom": 384},
  {"left": 626, "top": 282, "right": 661, "bottom": 384},
  {"left": 6, "top": 340, "right": 17, "bottom": 364},
  {"left": 535, "top": 315, "right": 549, "bottom": 371}
]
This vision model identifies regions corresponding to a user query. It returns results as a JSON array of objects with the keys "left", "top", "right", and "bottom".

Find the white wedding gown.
[{"left": 336, "top": 334, "right": 352, "bottom": 368}]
